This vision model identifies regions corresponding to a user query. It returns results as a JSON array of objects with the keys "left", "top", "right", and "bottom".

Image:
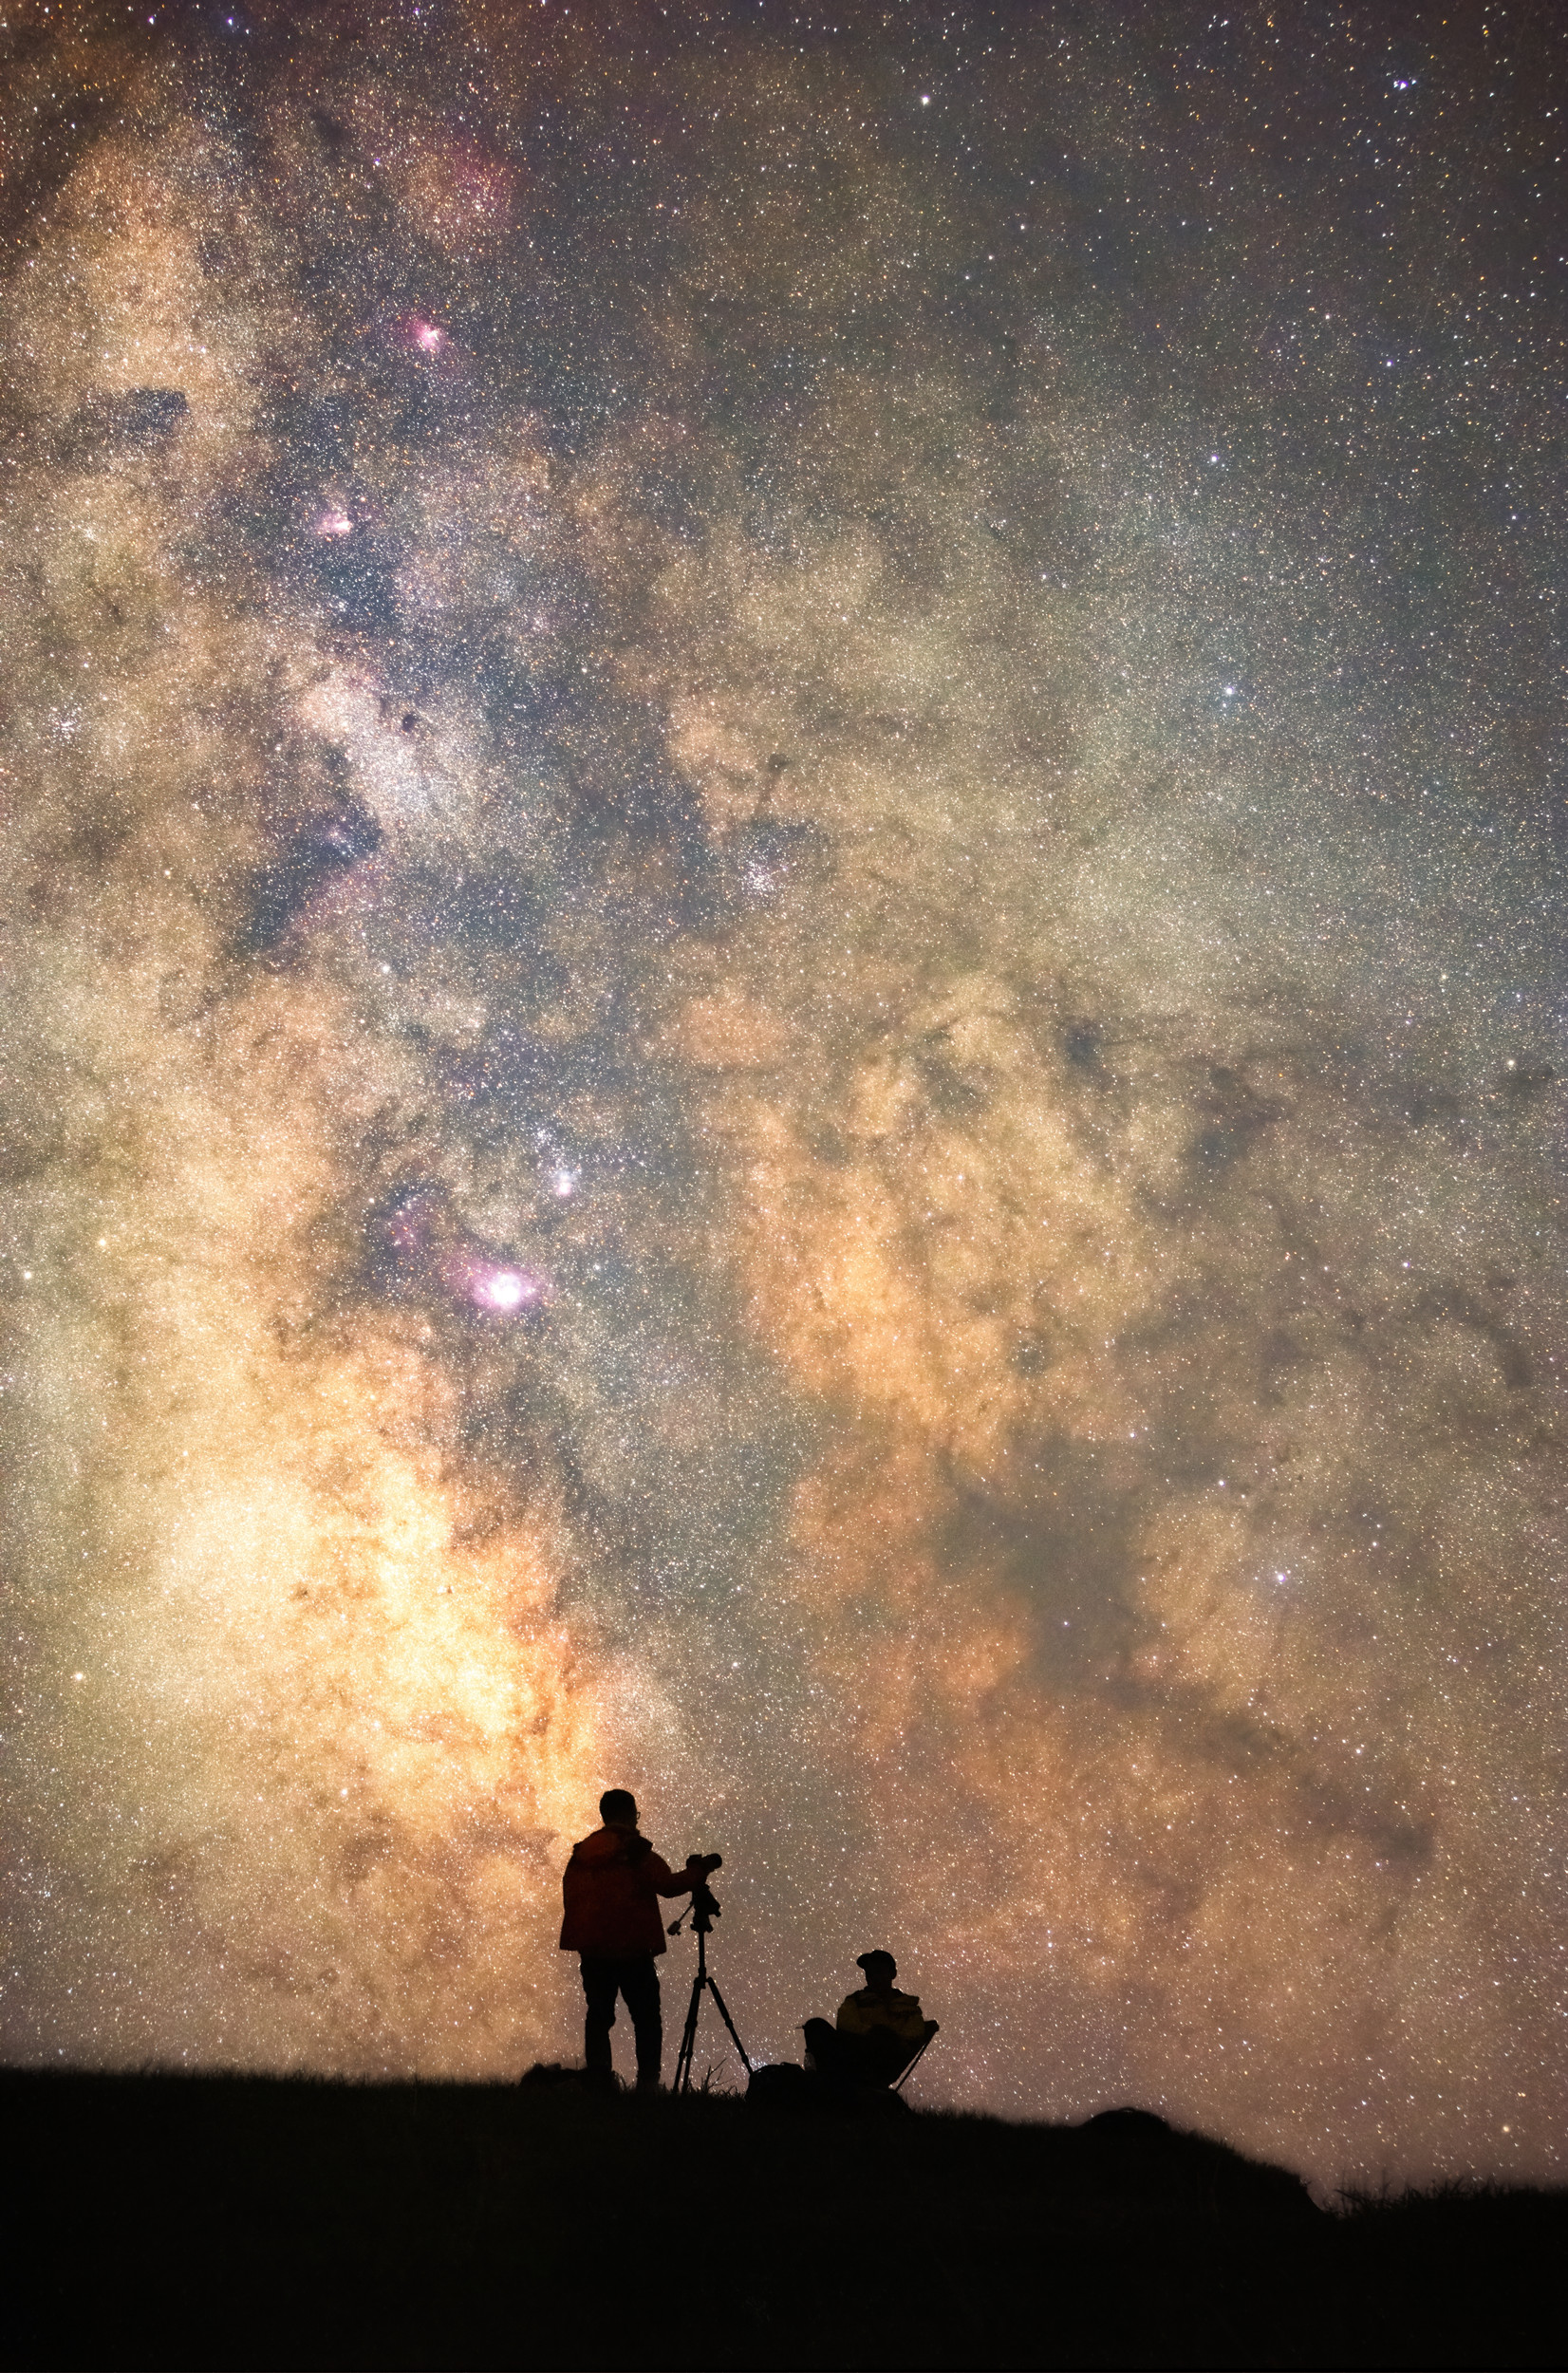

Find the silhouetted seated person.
[
  {"left": 802, "top": 1950, "right": 938, "bottom": 2090},
  {"left": 560, "top": 1788, "right": 720, "bottom": 2092}
]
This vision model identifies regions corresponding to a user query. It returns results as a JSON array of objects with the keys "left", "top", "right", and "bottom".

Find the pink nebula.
[{"left": 470, "top": 1265, "right": 545, "bottom": 1315}]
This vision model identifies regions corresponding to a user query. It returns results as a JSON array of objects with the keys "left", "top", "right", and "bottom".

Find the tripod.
[{"left": 669, "top": 1882, "right": 752, "bottom": 2094}]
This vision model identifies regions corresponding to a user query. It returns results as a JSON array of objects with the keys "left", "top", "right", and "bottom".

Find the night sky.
[{"left": 2, "top": 0, "right": 1563, "bottom": 2190}]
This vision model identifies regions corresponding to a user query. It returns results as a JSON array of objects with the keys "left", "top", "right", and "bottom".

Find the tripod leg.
[
  {"left": 702, "top": 1974, "right": 753, "bottom": 2076},
  {"left": 674, "top": 1971, "right": 703, "bottom": 2094}
]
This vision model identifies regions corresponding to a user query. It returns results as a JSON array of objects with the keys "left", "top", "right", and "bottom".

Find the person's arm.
[
  {"left": 650, "top": 1851, "right": 720, "bottom": 1897},
  {"left": 835, "top": 1992, "right": 872, "bottom": 2035}
]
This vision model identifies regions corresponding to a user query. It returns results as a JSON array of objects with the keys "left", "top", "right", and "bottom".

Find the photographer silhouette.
[{"left": 559, "top": 1789, "right": 719, "bottom": 2091}]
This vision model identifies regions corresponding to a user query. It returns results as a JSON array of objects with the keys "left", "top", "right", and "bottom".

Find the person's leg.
[
  {"left": 863, "top": 2029, "right": 913, "bottom": 2086},
  {"left": 801, "top": 2016, "right": 835, "bottom": 2072},
  {"left": 802, "top": 2018, "right": 871, "bottom": 2085},
  {"left": 579, "top": 1955, "right": 618, "bottom": 2075},
  {"left": 620, "top": 1955, "right": 663, "bottom": 2090}
]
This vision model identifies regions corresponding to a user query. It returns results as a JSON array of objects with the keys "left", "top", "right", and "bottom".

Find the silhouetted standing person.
[
  {"left": 803, "top": 1950, "right": 938, "bottom": 2089},
  {"left": 560, "top": 1789, "right": 719, "bottom": 2091}
]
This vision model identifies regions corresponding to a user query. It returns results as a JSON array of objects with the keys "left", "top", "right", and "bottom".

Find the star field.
[{"left": 1, "top": 0, "right": 1563, "bottom": 2188}]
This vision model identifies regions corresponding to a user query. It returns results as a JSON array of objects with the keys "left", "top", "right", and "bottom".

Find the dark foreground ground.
[{"left": 2, "top": 2070, "right": 1562, "bottom": 2372}]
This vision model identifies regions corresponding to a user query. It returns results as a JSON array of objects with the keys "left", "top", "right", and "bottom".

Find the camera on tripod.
[
  {"left": 665, "top": 1853, "right": 749, "bottom": 2091},
  {"left": 667, "top": 1853, "right": 723, "bottom": 1937}
]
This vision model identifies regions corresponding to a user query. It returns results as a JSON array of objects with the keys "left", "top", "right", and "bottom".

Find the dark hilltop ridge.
[{"left": 3, "top": 2070, "right": 1560, "bottom": 2371}]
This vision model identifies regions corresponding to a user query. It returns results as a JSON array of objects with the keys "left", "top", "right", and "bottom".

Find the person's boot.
[{"left": 584, "top": 2024, "right": 615, "bottom": 2087}]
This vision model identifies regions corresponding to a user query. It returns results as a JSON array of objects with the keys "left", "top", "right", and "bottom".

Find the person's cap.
[{"left": 856, "top": 1949, "right": 897, "bottom": 1976}]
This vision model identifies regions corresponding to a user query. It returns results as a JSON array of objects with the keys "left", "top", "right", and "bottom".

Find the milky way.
[{"left": 3, "top": 0, "right": 1564, "bottom": 2188}]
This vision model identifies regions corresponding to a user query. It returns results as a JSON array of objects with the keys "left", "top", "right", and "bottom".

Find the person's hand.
[{"left": 924, "top": 2020, "right": 941, "bottom": 2037}]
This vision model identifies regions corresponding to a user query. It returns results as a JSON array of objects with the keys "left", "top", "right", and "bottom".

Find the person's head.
[
  {"left": 856, "top": 1950, "right": 898, "bottom": 1990},
  {"left": 600, "top": 1788, "right": 638, "bottom": 1831}
]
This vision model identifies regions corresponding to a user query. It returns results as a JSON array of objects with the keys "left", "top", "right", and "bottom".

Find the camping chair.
[{"left": 890, "top": 2027, "right": 937, "bottom": 2094}]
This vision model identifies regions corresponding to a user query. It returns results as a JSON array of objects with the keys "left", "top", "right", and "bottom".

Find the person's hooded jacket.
[
  {"left": 559, "top": 1826, "right": 702, "bottom": 1958},
  {"left": 836, "top": 1986, "right": 929, "bottom": 2046}
]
